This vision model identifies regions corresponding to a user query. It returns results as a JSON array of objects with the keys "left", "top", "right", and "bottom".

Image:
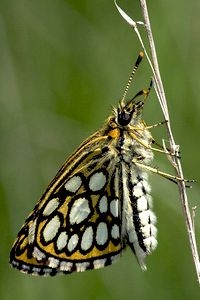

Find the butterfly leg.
[{"left": 133, "top": 161, "right": 194, "bottom": 186}]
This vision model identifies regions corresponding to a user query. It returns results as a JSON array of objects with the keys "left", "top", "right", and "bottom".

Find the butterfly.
[{"left": 10, "top": 52, "right": 160, "bottom": 276}]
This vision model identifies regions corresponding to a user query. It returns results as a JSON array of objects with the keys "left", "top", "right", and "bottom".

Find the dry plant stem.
[
  {"left": 114, "top": 0, "right": 200, "bottom": 283},
  {"left": 139, "top": 0, "right": 200, "bottom": 284}
]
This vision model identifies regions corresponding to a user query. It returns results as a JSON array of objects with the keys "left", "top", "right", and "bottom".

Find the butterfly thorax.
[{"left": 103, "top": 102, "right": 154, "bottom": 166}]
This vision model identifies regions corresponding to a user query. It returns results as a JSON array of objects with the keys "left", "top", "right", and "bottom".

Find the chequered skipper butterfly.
[{"left": 10, "top": 52, "right": 161, "bottom": 276}]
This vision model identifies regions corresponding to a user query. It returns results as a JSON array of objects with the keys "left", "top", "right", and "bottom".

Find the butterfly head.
[
  {"left": 117, "top": 97, "right": 144, "bottom": 126},
  {"left": 116, "top": 80, "right": 152, "bottom": 127}
]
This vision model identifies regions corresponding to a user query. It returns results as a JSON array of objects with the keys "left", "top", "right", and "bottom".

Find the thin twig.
[{"left": 114, "top": 0, "right": 200, "bottom": 284}]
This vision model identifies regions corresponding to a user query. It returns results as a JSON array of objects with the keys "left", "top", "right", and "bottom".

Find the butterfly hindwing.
[{"left": 10, "top": 136, "right": 123, "bottom": 275}]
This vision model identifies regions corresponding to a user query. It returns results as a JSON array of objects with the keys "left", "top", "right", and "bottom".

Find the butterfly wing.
[{"left": 10, "top": 132, "right": 123, "bottom": 275}]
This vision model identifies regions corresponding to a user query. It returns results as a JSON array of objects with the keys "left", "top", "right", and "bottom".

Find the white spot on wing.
[
  {"left": 144, "top": 237, "right": 158, "bottom": 252},
  {"left": 89, "top": 171, "right": 106, "bottom": 192},
  {"left": 42, "top": 215, "right": 61, "bottom": 242},
  {"left": 57, "top": 231, "right": 68, "bottom": 251},
  {"left": 96, "top": 222, "right": 108, "bottom": 245},
  {"left": 133, "top": 184, "right": 144, "bottom": 198},
  {"left": 76, "top": 262, "right": 90, "bottom": 272},
  {"left": 141, "top": 224, "right": 157, "bottom": 238},
  {"left": 48, "top": 257, "right": 59, "bottom": 268},
  {"left": 111, "top": 224, "right": 120, "bottom": 239},
  {"left": 43, "top": 198, "right": 59, "bottom": 216},
  {"left": 28, "top": 220, "right": 36, "bottom": 244},
  {"left": 67, "top": 234, "right": 79, "bottom": 252},
  {"left": 99, "top": 195, "right": 108, "bottom": 213},
  {"left": 110, "top": 199, "right": 118, "bottom": 217},
  {"left": 81, "top": 226, "right": 94, "bottom": 251},
  {"left": 93, "top": 258, "right": 106, "bottom": 269},
  {"left": 33, "top": 246, "right": 46, "bottom": 261},
  {"left": 138, "top": 210, "right": 157, "bottom": 226},
  {"left": 65, "top": 175, "right": 82, "bottom": 193},
  {"left": 137, "top": 196, "right": 148, "bottom": 211},
  {"left": 138, "top": 211, "right": 149, "bottom": 226},
  {"left": 69, "top": 197, "right": 91, "bottom": 225},
  {"left": 60, "top": 261, "right": 73, "bottom": 272}
]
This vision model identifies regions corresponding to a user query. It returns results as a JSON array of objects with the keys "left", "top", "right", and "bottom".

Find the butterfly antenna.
[{"left": 121, "top": 51, "right": 144, "bottom": 103}]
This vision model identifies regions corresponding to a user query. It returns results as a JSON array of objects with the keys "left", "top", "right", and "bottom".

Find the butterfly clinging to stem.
[{"left": 10, "top": 52, "right": 180, "bottom": 276}]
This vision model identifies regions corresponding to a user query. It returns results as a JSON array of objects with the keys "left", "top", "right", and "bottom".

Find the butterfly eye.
[{"left": 117, "top": 106, "right": 134, "bottom": 126}]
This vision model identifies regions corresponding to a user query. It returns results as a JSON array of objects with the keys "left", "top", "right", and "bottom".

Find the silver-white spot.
[
  {"left": 65, "top": 175, "right": 82, "bottom": 193},
  {"left": 69, "top": 197, "right": 91, "bottom": 225},
  {"left": 89, "top": 172, "right": 106, "bottom": 192},
  {"left": 28, "top": 220, "right": 36, "bottom": 244},
  {"left": 42, "top": 215, "right": 61, "bottom": 242},
  {"left": 144, "top": 236, "right": 158, "bottom": 252},
  {"left": 139, "top": 210, "right": 157, "bottom": 226},
  {"left": 57, "top": 231, "right": 68, "bottom": 251},
  {"left": 133, "top": 184, "right": 144, "bottom": 198},
  {"left": 93, "top": 258, "right": 106, "bottom": 269},
  {"left": 138, "top": 211, "right": 150, "bottom": 226},
  {"left": 76, "top": 262, "right": 90, "bottom": 272},
  {"left": 81, "top": 226, "right": 94, "bottom": 251},
  {"left": 96, "top": 222, "right": 108, "bottom": 246},
  {"left": 60, "top": 261, "right": 73, "bottom": 272},
  {"left": 33, "top": 246, "right": 46, "bottom": 261},
  {"left": 111, "top": 224, "right": 120, "bottom": 239},
  {"left": 110, "top": 199, "right": 118, "bottom": 217},
  {"left": 67, "top": 234, "right": 79, "bottom": 252},
  {"left": 99, "top": 195, "right": 108, "bottom": 213},
  {"left": 137, "top": 196, "right": 148, "bottom": 212},
  {"left": 48, "top": 257, "right": 59, "bottom": 268},
  {"left": 141, "top": 224, "right": 157, "bottom": 238},
  {"left": 43, "top": 198, "right": 59, "bottom": 216}
]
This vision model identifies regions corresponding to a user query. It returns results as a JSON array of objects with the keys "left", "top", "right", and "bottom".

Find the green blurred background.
[{"left": 1, "top": 0, "right": 200, "bottom": 299}]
